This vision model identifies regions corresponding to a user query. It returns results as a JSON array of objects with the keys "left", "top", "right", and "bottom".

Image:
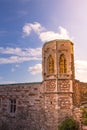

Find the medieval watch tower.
[{"left": 42, "top": 40, "right": 74, "bottom": 130}]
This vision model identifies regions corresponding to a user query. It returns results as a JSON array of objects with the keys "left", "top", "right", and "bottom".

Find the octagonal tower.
[{"left": 42, "top": 40, "right": 75, "bottom": 129}]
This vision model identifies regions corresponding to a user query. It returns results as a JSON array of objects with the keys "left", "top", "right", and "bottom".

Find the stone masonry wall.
[
  {"left": 44, "top": 79, "right": 58, "bottom": 130},
  {"left": 73, "top": 80, "right": 87, "bottom": 106},
  {"left": 1, "top": 39, "right": 87, "bottom": 130},
  {"left": 58, "top": 79, "right": 73, "bottom": 124},
  {"left": 0, "top": 82, "right": 45, "bottom": 130}
]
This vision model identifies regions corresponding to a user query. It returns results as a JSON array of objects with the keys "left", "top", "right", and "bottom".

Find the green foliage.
[
  {"left": 58, "top": 117, "right": 78, "bottom": 130},
  {"left": 81, "top": 107, "right": 87, "bottom": 125}
]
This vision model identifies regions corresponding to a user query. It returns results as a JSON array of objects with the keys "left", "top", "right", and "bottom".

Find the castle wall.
[
  {"left": 0, "top": 82, "right": 45, "bottom": 130},
  {"left": 79, "top": 82, "right": 87, "bottom": 103},
  {"left": 73, "top": 80, "right": 81, "bottom": 106},
  {"left": 1, "top": 40, "right": 87, "bottom": 130},
  {"left": 73, "top": 80, "right": 87, "bottom": 106}
]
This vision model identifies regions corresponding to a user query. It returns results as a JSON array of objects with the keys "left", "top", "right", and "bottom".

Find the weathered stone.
[{"left": 0, "top": 40, "right": 87, "bottom": 130}]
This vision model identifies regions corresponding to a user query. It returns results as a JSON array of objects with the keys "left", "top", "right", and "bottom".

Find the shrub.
[
  {"left": 58, "top": 117, "right": 78, "bottom": 130},
  {"left": 81, "top": 107, "right": 87, "bottom": 125}
]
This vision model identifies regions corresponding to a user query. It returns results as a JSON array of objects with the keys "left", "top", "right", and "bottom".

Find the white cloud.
[
  {"left": 75, "top": 60, "right": 87, "bottom": 82},
  {"left": 23, "top": 22, "right": 45, "bottom": 37},
  {"left": 0, "top": 56, "right": 41, "bottom": 64},
  {"left": 0, "top": 47, "right": 42, "bottom": 64},
  {"left": 25, "top": 48, "right": 42, "bottom": 57},
  {"left": 0, "top": 47, "right": 41, "bottom": 57},
  {"left": 75, "top": 60, "right": 87, "bottom": 73},
  {"left": 28, "top": 64, "right": 42, "bottom": 75},
  {"left": 0, "top": 47, "right": 25, "bottom": 56},
  {"left": 39, "top": 26, "right": 70, "bottom": 42},
  {"left": 23, "top": 24, "right": 32, "bottom": 36},
  {"left": 0, "top": 56, "right": 21, "bottom": 64},
  {"left": 23, "top": 22, "right": 72, "bottom": 42}
]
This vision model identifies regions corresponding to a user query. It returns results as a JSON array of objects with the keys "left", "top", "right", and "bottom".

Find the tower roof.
[{"left": 43, "top": 39, "right": 73, "bottom": 48}]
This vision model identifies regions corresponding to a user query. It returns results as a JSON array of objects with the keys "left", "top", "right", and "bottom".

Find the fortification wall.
[
  {"left": 73, "top": 80, "right": 87, "bottom": 106},
  {"left": 0, "top": 82, "right": 46, "bottom": 130},
  {"left": 1, "top": 39, "right": 87, "bottom": 130}
]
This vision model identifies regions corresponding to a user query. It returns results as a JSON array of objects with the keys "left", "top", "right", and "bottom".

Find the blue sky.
[{"left": 0, "top": 0, "right": 87, "bottom": 84}]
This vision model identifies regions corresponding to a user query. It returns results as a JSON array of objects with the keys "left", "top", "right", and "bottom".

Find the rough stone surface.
[{"left": 0, "top": 40, "right": 87, "bottom": 130}]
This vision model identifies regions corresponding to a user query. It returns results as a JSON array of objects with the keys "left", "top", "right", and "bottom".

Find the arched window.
[
  {"left": 59, "top": 54, "right": 67, "bottom": 73},
  {"left": 48, "top": 55, "right": 54, "bottom": 74}
]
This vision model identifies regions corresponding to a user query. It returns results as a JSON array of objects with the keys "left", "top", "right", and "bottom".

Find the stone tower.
[{"left": 42, "top": 40, "right": 74, "bottom": 130}]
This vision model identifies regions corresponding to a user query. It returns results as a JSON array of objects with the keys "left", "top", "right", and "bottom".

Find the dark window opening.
[{"left": 10, "top": 99, "right": 16, "bottom": 113}]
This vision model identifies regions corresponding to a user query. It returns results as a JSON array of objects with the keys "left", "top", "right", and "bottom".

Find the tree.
[{"left": 58, "top": 117, "right": 79, "bottom": 130}]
